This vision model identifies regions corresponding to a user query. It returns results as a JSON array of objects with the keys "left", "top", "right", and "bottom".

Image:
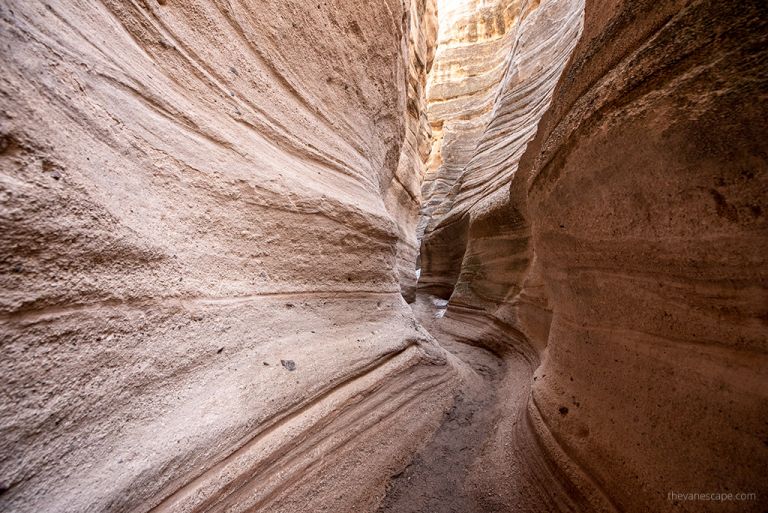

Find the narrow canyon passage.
[
  {"left": 1, "top": 0, "right": 767, "bottom": 512},
  {"left": 373, "top": 1, "right": 601, "bottom": 509},
  {"left": 378, "top": 295, "right": 585, "bottom": 513},
  {"left": 377, "top": 301, "right": 509, "bottom": 513}
]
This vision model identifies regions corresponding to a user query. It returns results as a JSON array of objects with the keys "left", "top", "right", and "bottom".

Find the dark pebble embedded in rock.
[{"left": 280, "top": 359, "right": 296, "bottom": 371}]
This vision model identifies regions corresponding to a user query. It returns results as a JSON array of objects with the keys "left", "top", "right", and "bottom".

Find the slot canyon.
[{"left": 1, "top": 0, "right": 766, "bottom": 511}]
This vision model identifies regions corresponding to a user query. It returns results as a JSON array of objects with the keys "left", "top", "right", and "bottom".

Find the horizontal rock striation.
[
  {"left": 389, "top": 0, "right": 438, "bottom": 302},
  {"left": 0, "top": 1, "right": 456, "bottom": 512},
  {"left": 520, "top": 0, "right": 768, "bottom": 510},
  {"left": 418, "top": 0, "right": 583, "bottom": 310},
  {"left": 417, "top": 0, "right": 768, "bottom": 511},
  {"left": 3, "top": 0, "right": 767, "bottom": 511},
  {"left": 419, "top": 0, "right": 525, "bottom": 244}
]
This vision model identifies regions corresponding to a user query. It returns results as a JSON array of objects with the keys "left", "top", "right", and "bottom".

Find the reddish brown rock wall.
[
  {"left": 419, "top": 0, "right": 768, "bottom": 511},
  {"left": 521, "top": 1, "right": 768, "bottom": 510}
]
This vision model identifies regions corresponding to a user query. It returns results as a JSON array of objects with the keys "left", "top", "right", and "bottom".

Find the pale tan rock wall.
[
  {"left": 3, "top": 0, "right": 767, "bottom": 511},
  {"left": 388, "top": 0, "right": 439, "bottom": 301},
  {"left": 0, "top": 2, "right": 455, "bottom": 512},
  {"left": 418, "top": 0, "right": 583, "bottom": 316},
  {"left": 417, "top": 0, "right": 525, "bottom": 247}
]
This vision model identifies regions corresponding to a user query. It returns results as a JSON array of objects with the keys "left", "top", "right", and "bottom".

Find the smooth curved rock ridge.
[
  {"left": 2, "top": 0, "right": 767, "bottom": 511},
  {"left": 0, "top": 2, "right": 458, "bottom": 512}
]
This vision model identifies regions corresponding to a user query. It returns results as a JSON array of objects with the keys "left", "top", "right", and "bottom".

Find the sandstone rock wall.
[
  {"left": 3, "top": 0, "right": 767, "bottom": 511},
  {"left": 520, "top": 0, "right": 768, "bottom": 510},
  {"left": 418, "top": 0, "right": 524, "bottom": 244},
  {"left": 0, "top": 2, "right": 455, "bottom": 512},
  {"left": 418, "top": 0, "right": 768, "bottom": 511},
  {"left": 418, "top": 0, "right": 583, "bottom": 323},
  {"left": 389, "top": 0, "right": 438, "bottom": 301}
]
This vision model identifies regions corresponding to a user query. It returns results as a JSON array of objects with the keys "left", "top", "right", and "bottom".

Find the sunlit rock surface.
[
  {"left": 418, "top": 0, "right": 524, "bottom": 244},
  {"left": 2, "top": 0, "right": 767, "bottom": 511},
  {"left": 418, "top": 0, "right": 583, "bottom": 309}
]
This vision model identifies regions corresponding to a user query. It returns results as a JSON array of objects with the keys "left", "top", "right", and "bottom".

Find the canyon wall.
[
  {"left": 521, "top": 0, "right": 768, "bottom": 511},
  {"left": 419, "top": 0, "right": 768, "bottom": 511},
  {"left": 389, "top": 0, "right": 438, "bottom": 301},
  {"left": 418, "top": 0, "right": 583, "bottom": 330},
  {"left": 2, "top": 0, "right": 767, "bottom": 511},
  {"left": 418, "top": 0, "right": 523, "bottom": 247},
  {"left": 0, "top": 1, "right": 457, "bottom": 512}
]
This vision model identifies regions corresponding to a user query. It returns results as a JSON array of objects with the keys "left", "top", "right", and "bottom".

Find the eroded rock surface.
[
  {"left": 520, "top": 1, "right": 768, "bottom": 511},
  {"left": 418, "top": 0, "right": 583, "bottom": 312},
  {"left": 417, "top": 0, "right": 768, "bottom": 511},
  {"left": 2, "top": 0, "right": 767, "bottom": 511},
  {"left": 0, "top": 2, "right": 458, "bottom": 512},
  {"left": 418, "top": 0, "right": 524, "bottom": 244}
]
